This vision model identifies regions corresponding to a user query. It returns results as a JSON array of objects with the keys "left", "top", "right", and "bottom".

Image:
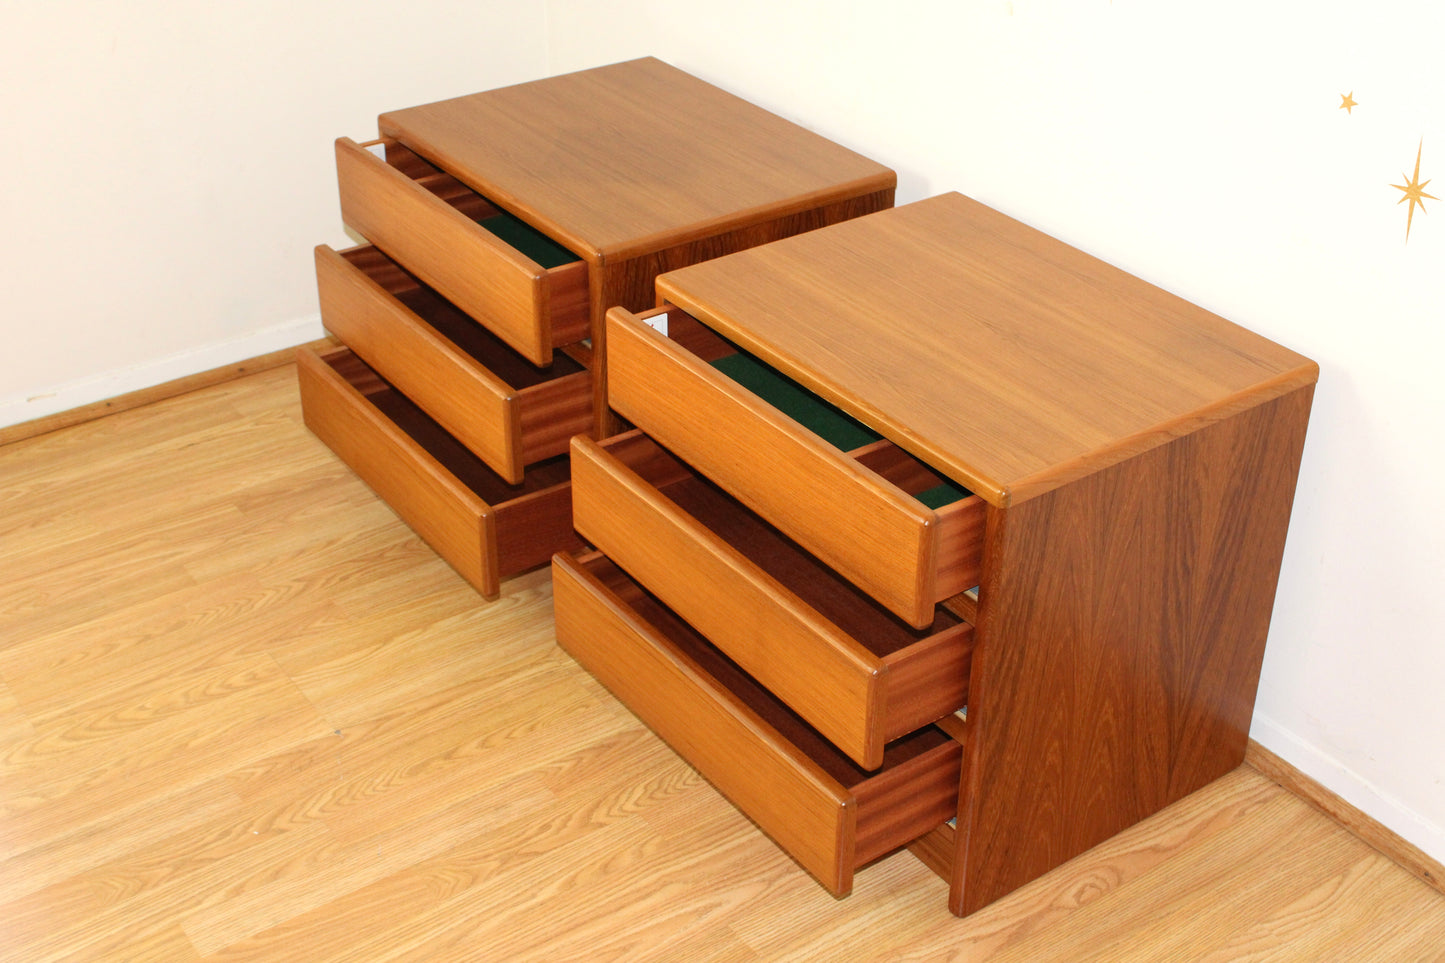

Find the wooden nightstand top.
[
  {"left": 377, "top": 58, "right": 895, "bottom": 263},
  {"left": 655, "top": 192, "right": 1318, "bottom": 506}
]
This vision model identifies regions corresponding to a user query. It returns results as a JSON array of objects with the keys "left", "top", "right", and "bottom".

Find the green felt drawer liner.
[
  {"left": 710, "top": 351, "right": 881, "bottom": 452},
  {"left": 709, "top": 352, "right": 967, "bottom": 508},
  {"left": 477, "top": 211, "right": 579, "bottom": 269}
]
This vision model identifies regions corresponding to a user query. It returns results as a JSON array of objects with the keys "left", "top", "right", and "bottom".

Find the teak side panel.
[
  {"left": 334, "top": 137, "right": 584, "bottom": 366},
  {"left": 551, "top": 553, "right": 858, "bottom": 895},
  {"left": 606, "top": 308, "right": 939, "bottom": 628},
  {"left": 952, "top": 385, "right": 1315, "bottom": 916},
  {"left": 515, "top": 374, "right": 596, "bottom": 467},
  {"left": 852, "top": 742, "right": 962, "bottom": 867},
  {"left": 296, "top": 348, "right": 495, "bottom": 594},
  {"left": 313, "top": 244, "right": 522, "bottom": 482}
]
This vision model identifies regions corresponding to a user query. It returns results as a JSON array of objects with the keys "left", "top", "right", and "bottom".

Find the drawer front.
[
  {"left": 552, "top": 551, "right": 962, "bottom": 897},
  {"left": 296, "top": 346, "right": 579, "bottom": 596},
  {"left": 315, "top": 244, "right": 592, "bottom": 485},
  {"left": 606, "top": 307, "right": 984, "bottom": 628},
  {"left": 334, "top": 137, "right": 589, "bottom": 366},
  {"left": 571, "top": 431, "right": 973, "bottom": 770}
]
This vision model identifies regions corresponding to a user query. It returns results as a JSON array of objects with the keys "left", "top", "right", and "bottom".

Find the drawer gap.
[
  {"left": 324, "top": 349, "right": 572, "bottom": 500},
  {"left": 583, "top": 553, "right": 956, "bottom": 791}
]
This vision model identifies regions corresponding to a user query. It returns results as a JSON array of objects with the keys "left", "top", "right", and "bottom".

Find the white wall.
[
  {"left": 0, "top": 1, "right": 546, "bottom": 425},
  {"left": 544, "top": 1, "right": 1445, "bottom": 859},
  {"left": 4, "top": 1, "right": 1440, "bottom": 866}
]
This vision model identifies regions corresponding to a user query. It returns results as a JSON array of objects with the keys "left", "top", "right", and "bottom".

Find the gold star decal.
[
  {"left": 1392, "top": 139, "right": 1437, "bottom": 241},
  {"left": 1339, "top": 91, "right": 1357, "bottom": 113}
]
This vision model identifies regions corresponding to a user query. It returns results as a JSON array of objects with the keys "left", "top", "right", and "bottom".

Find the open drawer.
[
  {"left": 571, "top": 430, "right": 973, "bottom": 769},
  {"left": 552, "top": 550, "right": 962, "bottom": 897},
  {"left": 296, "top": 346, "right": 581, "bottom": 596},
  {"left": 335, "top": 137, "right": 589, "bottom": 366},
  {"left": 605, "top": 306, "right": 987, "bottom": 628},
  {"left": 315, "top": 243, "right": 592, "bottom": 485}
]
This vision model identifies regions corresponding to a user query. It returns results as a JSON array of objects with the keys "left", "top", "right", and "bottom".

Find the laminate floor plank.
[{"left": 1, "top": 364, "right": 1441, "bottom": 962}]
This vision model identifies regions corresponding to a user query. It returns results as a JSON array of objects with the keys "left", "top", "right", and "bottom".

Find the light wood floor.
[{"left": 2, "top": 364, "right": 1443, "bottom": 962}]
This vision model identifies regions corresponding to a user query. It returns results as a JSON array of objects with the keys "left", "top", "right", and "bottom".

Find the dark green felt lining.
[
  {"left": 477, "top": 211, "right": 579, "bottom": 269},
  {"left": 708, "top": 351, "right": 971, "bottom": 509},
  {"left": 710, "top": 351, "right": 881, "bottom": 453}
]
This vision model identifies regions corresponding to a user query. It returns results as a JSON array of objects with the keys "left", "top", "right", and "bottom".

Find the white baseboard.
[
  {"left": 1251, "top": 712, "right": 1445, "bottom": 863},
  {"left": 0, "top": 315, "right": 326, "bottom": 431}
]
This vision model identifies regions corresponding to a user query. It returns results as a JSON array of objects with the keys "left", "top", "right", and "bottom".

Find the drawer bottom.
[
  {"left": 298, "top": 346, "right": 581, "bottom": 596},
  {"left": 552, "top": 550, "right": 962, "bottom": 897}
]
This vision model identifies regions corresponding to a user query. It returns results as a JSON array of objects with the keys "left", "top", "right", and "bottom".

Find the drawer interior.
[
  {"left": 339, "top": 246, "right": 585, "bottom": 387},
  {"left": 583, "top": 552, "right": 959, "bottom": 793},
  {"left": 605, "top": 433, "right": 966, "bottom": 659},
  {"left": 666, "top": 308, "right": 972, "bottom": 509},
  {"left": 321, "top": 349, "right": 572, "bottom": 501},
  {"left": 381, "top": 141, "right": 580, "bottom": 269}
]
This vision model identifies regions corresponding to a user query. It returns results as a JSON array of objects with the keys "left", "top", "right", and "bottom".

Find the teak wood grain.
[
  {"left": 375, "top": 58, "right": 897, "bottom": 263},
  {"left": 2, "top": 364, "right": 1443, "bottom": 960},
  {"left": 570, "top": 430, "right": 974, "bottom": 769},
  {"left": 296, "top": 346, "right": 579, "bottom": 597},
  {"left": 335, "top": 136, "right": 589, "bottom": 366},
  {"left": 954, "top": 382, "right": 1315, "bottom": 915},
  {"left": 654, "top": 192, "right": 1319, "bottom": 506},
  {"left": 314, "top": 244, "right": 592, "bottom": 484},
  {"left": 365, "top": 57, "right": 895, "bottom": 436},
  {"left": 570, "top": 194, "right": 1323, "bottom": 916},
  {"left": 551, "top": 551, "right": 962, "bottom": 897},
  {"left": 606, "top": 305, "right": 983, "bottom": 628}
]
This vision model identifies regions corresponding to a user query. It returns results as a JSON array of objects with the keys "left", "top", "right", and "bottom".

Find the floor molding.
[
  {"left": 1247, "top": 739, "right": 1444, "bottom": 897},
  {"left": 0, "top": 338, "right": 335, "bottom": 447}
]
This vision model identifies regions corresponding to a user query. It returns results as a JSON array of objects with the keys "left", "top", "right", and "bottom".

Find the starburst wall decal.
[
  {"left": 1337, "top": 90, "right": 1435, "bottom": 242},
  {"left": 1392, "top": 139, "right": 1436, "bottom": 242}
]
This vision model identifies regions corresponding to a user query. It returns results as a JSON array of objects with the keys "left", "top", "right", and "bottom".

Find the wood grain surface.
[
  {"left": 1, "top": 365, "right": 1439, "bottom": 961},
  {"left": 335, "top": 137, "right": 588, "bottom": 366},
  {"left": 655, "top": 192, "right": 1319, "bottom": 506},
  {"left": 315, "top": 244, "right": 591, "bottom": 484},
  {"left": 955, "top": 384, "right": 1315, "bottom": 916},
  {"left": 569, "top": 431, "right": 972, "bottom": 770},
  {"left": 375, "top": 57, "right": 896, "bottom": 261}
]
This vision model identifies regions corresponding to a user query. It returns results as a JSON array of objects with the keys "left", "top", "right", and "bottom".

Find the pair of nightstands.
[
  {"left": 301, "top": 60, "right": 1316, "bottom": 918},
  {"left": 297, "top": 57, "right": 894, "bottom": 596}
]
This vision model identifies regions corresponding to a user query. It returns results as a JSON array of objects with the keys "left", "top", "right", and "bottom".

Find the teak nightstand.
[
  {"left": 554, "top": 192, "right": 1317, "bottom": 915},
  {"left": 297, "top": 58, "right": 895, "bottom": 595}
]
